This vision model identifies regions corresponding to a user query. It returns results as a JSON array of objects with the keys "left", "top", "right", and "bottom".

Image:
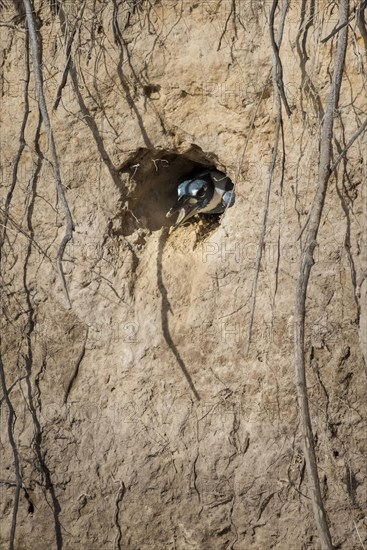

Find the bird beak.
[{"left": 166, "top": 196, "right": 200, "bottom": 227}]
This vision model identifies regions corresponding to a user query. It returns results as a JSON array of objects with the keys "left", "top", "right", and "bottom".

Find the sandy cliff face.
[{"left": 0, "top": 1, "right": 366, "bottom": 549}]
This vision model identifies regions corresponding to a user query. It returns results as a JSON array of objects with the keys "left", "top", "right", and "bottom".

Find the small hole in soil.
[
  {"left": 119, "top": 146, "right": 225, "bottom": 236},
  {"left": 143, "top": 84, "right": 161, "bottom": 98}
]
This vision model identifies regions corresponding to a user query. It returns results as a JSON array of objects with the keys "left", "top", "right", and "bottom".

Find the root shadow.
[{"left": 157, "top": 228, "right": 200, "bottom": 401}]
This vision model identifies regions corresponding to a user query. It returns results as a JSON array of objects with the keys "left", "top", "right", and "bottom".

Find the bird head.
[{"left": 166, "top": 177, "right": 213, "bottom": 227}]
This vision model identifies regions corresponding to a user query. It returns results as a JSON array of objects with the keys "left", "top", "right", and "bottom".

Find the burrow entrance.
[{"left": 118, "top": 146, "right": 221, "bottom": 236}]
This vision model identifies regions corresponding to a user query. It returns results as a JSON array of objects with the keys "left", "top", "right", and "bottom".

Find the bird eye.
[{"left": 197, "top": 186, "right": 206, "bottom": 198}]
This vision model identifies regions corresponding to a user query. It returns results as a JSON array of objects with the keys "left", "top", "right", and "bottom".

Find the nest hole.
[{"left": 119, "top": 146, "right": 221, "bottom": 236}]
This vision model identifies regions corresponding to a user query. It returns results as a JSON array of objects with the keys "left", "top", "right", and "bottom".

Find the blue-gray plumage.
[{"left": 166, "top": 169, "right": 235, "bottom": 227}]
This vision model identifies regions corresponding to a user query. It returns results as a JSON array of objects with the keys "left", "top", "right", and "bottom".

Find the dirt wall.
[{"left": 0, "top": 1, "right": 366, "bottom": 549}]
